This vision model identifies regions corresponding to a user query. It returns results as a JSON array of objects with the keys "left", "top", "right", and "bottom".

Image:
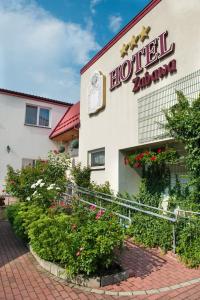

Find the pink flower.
[
  {"left": 96, "top": 210, "right": 105, "bottom": 220},
  {"left": 76, "top": 251, "right": 80, "bottom": 257},
  {"left": 89, "top": 204, "right": 96, "bottom": 211},
  {"left": 49, "top": 205, "right": 56, "bottom": 209},
  {"left": 157, "top": 148, "right": 162, "bottom": 153}
]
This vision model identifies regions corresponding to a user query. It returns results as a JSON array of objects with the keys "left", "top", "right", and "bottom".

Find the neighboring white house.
[{"left": 0, "top": 88, "right": 71, "bottom": 191}]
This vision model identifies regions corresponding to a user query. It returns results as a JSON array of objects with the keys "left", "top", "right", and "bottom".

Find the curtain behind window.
[
  {"left": 39, "top": 108, "right": 49, "bottom": 127},
  {"left": 25, "top": 105, "right": 37, "bottom": 125}
]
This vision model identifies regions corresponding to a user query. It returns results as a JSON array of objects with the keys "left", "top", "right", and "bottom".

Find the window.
[
  {"left": 88, "top": 148, "right": 105, "bottom": 169},
  {"left": 25, "top": 105, "right": 50, "bottom": 127},
  {"left": 22, "top": 158, "right": 36, "bottom": 168}
]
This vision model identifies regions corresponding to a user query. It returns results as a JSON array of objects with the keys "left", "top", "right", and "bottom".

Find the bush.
[
  {"left": 64, "top": 206, "right": 124, "bottom": 276},
  {"left": 6, "top": 202, "right": 21, "bottom": 226},
  {"left": 6, "top": 151, "right": 70, "bottom": 203},
  {"left": 176, "top": 218, "right": 200, "bottom": 268},
  {"left": 90, "top": 181, "right": 113, "bottom": 195},
  {"left": 29, "top": 214, "right": 72, "bottom": 262},
  {"left": 7, "top": 202, "right": 45, "bottom": 242},
  {"left": 71, "top": 163, "right": 91, "bottom": 188},
  {"left": 127, "top": 212, "right": 173, "bottom": 251},
  {"left": 28, "top": 206, "right": 124, "bottom": 276}
]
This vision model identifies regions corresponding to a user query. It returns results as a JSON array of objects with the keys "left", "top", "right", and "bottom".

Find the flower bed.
[
  {"left": 6, "top": 201, "right": 125, "bottom": 281},
  {"left": 30, "top": 246, "right": 129, "bottom": 288}
]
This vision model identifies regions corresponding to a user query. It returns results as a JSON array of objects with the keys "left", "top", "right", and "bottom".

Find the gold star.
[
  {"left": 140, "top": 26, "right": 151, "bottom": 42},
  {"left": 120, "top": 43, "right": 129, "bottom": 58},
  {"left": 129, "top": 35, "right": 140, "bottom": 51}
]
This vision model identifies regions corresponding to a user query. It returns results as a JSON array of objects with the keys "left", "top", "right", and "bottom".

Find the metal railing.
[{"left": 63, "top": 184, "right": 200, "bottom": 254}]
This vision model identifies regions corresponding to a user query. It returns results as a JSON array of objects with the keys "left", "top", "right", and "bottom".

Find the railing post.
[
  {"left": 129, "top": 209, "right": 131, "bottom": 225},
  {"left": 172, "top": 224, "right": 176, "bottom": 254}
]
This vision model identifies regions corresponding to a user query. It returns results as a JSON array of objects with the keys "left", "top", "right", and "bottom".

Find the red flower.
[
  {"left": 157, "top": 148, "right": 162, "bottom": 153},
  {"left": 144, "top": 151, "right": 150, "bottom": 155},
  {"left": 151, "top": 156, "right": 156, "bottom": 161},
  {"left": 136, "top": 153, "right": 144, "bottom": 161},
  {"left": 134, "top": 162, "right": 141, "bottom": 168}
]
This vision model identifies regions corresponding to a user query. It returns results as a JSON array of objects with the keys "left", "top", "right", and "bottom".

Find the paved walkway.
[{"left": 0, "top": 220, "right": 200, "bottom": 300}]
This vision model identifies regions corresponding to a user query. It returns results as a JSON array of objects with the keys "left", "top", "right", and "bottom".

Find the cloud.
[
  {"left": 0, "top": 0, "right": 99, "bottom": 102},
  {"left": 108, "top": 15, "right": 123, "bottom": 34},
  {"left": 90, "top": 0, "right": 102, "bottom": 14}
]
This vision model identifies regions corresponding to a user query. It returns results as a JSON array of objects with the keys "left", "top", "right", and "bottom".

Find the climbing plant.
[{"left": 164, "top": 91, "right": 200, "bottom": 203}]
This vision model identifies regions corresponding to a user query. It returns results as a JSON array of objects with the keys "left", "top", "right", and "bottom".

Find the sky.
[{"left": 0, "top": 0, "right": 151, "bottom": 103}]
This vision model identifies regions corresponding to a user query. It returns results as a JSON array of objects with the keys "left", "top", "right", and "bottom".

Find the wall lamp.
[{"left": 6, "top": 145, "right": 11, "bottom": 153}]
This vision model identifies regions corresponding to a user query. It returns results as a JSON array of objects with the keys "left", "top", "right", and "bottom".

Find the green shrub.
[
  {"left": 6, "top": 151, "right": 70, "bottom": 204},
  {"left": 29, "top": 214, "right": 72, "bottom": 262},
  {"left": 90, "top": 181, "right": 113, "bottom": 195},
  {"left": 134, "top": 179, "right": 161, "bottom": 207},
  {"left": 7, "top": 202, "right": 45, "bottom": 242},
  {"left": 71, "top": 163, "right": 91, "bottom": 188},
  {"left": 127, "top": 212, "right": 173, "bottom": 251},
  {"left": 28, "top": 207, "right": 124, "bottom": 276},
  {"left": 176, "top": 218, "right": 200, "bottom": 268},
  {"left": 6, "top": 202, "right": 21, "bottom": 225},
  {"left": 66, "top": 209, "right": 124, "bottom": 276}
]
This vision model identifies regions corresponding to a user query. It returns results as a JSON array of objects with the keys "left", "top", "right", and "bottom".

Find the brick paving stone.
[{"left": 1, "top": 220, "right": 200, "bottom": 299}]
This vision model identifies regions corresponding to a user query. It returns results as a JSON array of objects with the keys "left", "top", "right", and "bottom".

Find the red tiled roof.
[
  {"left": 0, "top": 88, "right": 72, "bottom": 107},
  {"left": 50, "top": 102, "right": 80, "bottom": 139}
]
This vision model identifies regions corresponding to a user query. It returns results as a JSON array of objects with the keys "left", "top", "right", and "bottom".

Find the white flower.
[
  {"left": 37, "top": 179, "right": 43, "bottom": 184},
  {"left": 40, "top": 183, "right": 45, "bottom": 187},
  {"left": 26, "top": 197, "right": 31, "bottom": 201},
  {"left": 31, "top": 183, "right": 36, "bottom": 189},
  {"left": 47, "top": 183, "right": 55, "bottom": 190},
  {"left": 33, "top": 191, "right": 37, "bottom": 196},
  {"left": 56, "top": 187, "right": 60, "bottom": 190}
]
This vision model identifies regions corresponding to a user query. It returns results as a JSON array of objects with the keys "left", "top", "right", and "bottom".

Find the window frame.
[
  {"left": 22, "top": 158, "right": 36, "bottom": 168},
  {"left": 88, "top": 147, "right": 105, "bottom": 170},
  {"left": 25, "top": 104, "right": 51, "bottom": 128}
]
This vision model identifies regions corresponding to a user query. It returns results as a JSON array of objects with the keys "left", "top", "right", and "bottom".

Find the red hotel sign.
[{"left": 109, "top": 31, "right": 176, "bottom": 93}]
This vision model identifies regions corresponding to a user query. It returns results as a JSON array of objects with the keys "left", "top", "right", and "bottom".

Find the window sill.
[
  {"left": 24, "top": 123, "right": 51, "bottom": 129},
  {"left": 90, "top": 166, "right": 105, "bottom": 171}
]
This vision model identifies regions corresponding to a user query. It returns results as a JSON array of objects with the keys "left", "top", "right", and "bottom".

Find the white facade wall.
[
  {"left": 79, "top": 0, "right": 200, "bottom": 194},
  {"left": 0, "top": 94, "right": 68, "bottom": 191}
]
